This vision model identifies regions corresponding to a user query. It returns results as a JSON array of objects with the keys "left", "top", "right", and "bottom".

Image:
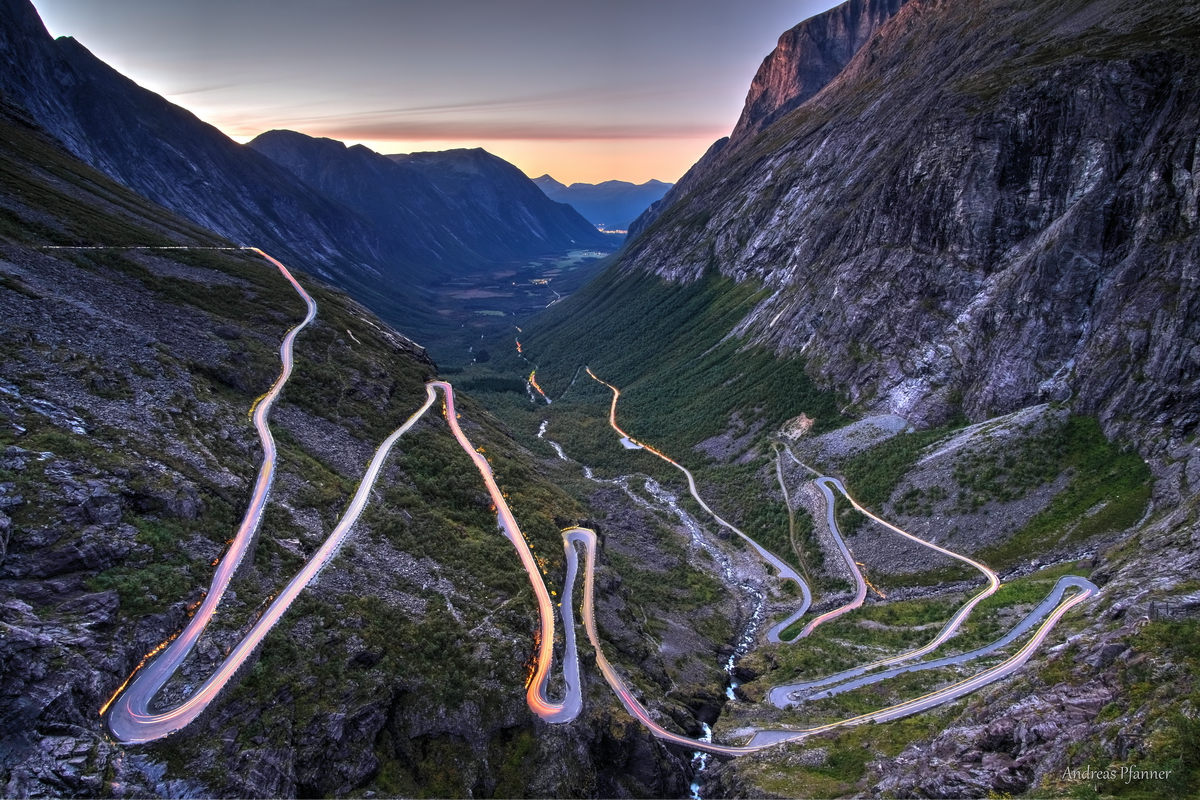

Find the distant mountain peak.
[
  {"left": 533, "top": 174, "right": 568, "bottom": 192},
  {"left": 250, "top": 128, "right": 608, "bottom": 270},
  {"left": 533, "top": 176, "right": 672, "bottom": 230}
]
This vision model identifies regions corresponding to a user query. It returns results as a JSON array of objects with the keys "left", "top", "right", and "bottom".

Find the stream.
[{"left": 537, "top": 420, "right": 767, "bottom": 795}]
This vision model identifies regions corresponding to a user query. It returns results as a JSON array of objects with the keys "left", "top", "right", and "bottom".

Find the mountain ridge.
[
  {"left": 0, "top": 0, "right": 611, "bottom": 346},
  {"left": 0, "top": 0, "right": 387, "bottom": 281},
  {"left": 534, "top": 174, "right": 672, "bottom": 230},
  {"left": 247, "top": 131, "right": 607, "bottom": 279},
  {"left": 629, "top": 0, "right": 908, "bottom": 238}
]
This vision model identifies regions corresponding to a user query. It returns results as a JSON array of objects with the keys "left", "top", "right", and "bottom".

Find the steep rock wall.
[
  {"left": 621, "top": 0, "right": 1200, "bottom": 450},
  {"left": 629, "top": 0, "right": 909, "bottom": 238}
]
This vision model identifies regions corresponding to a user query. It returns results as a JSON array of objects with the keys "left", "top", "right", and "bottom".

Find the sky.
[{"left": 29, "top": 0, "right": 842, "bottom": 185}]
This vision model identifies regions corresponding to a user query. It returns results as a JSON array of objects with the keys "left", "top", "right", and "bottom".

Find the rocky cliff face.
[
  {"left": 621, "top": 0, "right": 1200, "bottom": 459},
  {"left": 629, "top": 0, "right": 908, "bottom": 238},
  {"left": 727, "top": 0, "right": 910, "bottom": 146}
]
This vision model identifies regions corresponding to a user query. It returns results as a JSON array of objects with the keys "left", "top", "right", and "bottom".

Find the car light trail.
[
  {"left": 104, "top": 248, "right": 440, "bottom": 743},
  {"left": 92, "top": 245, "right": 1097, "bottom": 757},
  {"left": 528, "top": 370, "right": 550, "bottom": 403},
  {"left": 578, "top": 367, "right": 1094, "bottom": 753},
  {"left": 584, "top": 367, "right": 813, "bottom": 639}
]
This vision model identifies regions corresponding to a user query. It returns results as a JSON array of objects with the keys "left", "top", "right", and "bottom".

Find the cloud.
[
  {"left": 164, "top": 81, "right": 244, "bottom": 97},
  {"left": 216, "top": 84, "right": 725, "bottom": 141},
  {"left": 300, "top": 118, "right": 726, "bottom": 142}
]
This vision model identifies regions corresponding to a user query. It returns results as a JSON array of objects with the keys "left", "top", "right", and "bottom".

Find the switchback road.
[
  {"left": 100, "top": 248, "right": 1096, "bottom": 758},
  {"left": 580, "top": 368, "right": 1096, "bottom": 753}
]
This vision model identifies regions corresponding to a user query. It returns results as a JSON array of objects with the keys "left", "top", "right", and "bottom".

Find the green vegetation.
[
  {"left": 1027, "top": 619, "right": 1200, "bottom": 799},
  {"left": 758, "top": 560, "right": 1094, "bottom": 704},
  {"left": 607, "top": 548, "right": 723, "bottom": 614},
  {"left": 455, "top": 269, "right": 849, "bottom": 626},
  {"left": 698, "top": 457, "right": 811, "bottom": 573},
  {"left": 839, "top": 425, "right": 959, "bottom": 510},
  {"left": 951, "top": 426, "right": 1066, "bottom": 511},
  {"left": 979, "top": 416, "right": 1152, "bottom": 569},
  {"left": 735, "top": 712, "right": 956, "bottom": 798},
  {"left": 89, "top": 504, "right": 239, "bottom": 618},
  {"left": 753, "top": 594, "right": 964, "bottom": 690},
  {"left": 511, "top": 266, "right": 844, "bottom": 455}
]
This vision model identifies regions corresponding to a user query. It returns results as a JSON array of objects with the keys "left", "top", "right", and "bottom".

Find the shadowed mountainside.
[
  {"left": 0, "top": 0, "right": 609, "bottom": 343},
  {"left": 248, "top": 131, "right": 609, "bottom": 275}
]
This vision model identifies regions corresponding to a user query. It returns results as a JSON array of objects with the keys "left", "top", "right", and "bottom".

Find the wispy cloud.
[
  {"left": 163, "top": 82, "right": 244, "bottom": 97},
  {"left": 247, "top": 85, "right": 722, "bottom": 141},
  {"left": 301, "top": 119, "right": 725, "bottom": 142}
]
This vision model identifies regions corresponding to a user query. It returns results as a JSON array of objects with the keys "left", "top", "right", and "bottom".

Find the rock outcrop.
[{"left": 728, "top": 0, "right": 911, "bottom": 147}]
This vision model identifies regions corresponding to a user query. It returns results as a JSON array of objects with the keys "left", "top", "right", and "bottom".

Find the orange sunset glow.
[{"left": 28, "top": 0, "right": 844, "bottom": 185}]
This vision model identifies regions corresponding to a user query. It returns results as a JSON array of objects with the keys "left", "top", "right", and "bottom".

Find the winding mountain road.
[
  {"left": 585, "top": 368, "right": 814, "bottom": 639},
  {"left": 579, "top": 367, "right": 1096, "bottom": 753},
  {"left": 107, "top": 248, "right": 322, "bottom": 742},
  {"left": 104, "top": 249, "right": 582, "bottom": 741},
  {"left": 100, "top": 246, "right": 1096, "bottom": 760}
]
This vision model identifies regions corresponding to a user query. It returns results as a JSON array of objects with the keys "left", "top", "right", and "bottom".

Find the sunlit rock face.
[
  {"left": 728, "top": 0, "right": 911, "bottom": 146},
  {"left": 630, "top": 0, "right": 910, "bottom": 238},
  {"left": 622, "top": 0, "right": 1200, "bottom": 449}
]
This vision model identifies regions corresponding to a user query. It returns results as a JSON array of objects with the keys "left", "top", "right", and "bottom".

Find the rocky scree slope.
[
  {"left": 621, "top": 0, "right": 1200, "bottom": 462},
  {"left": 0, "top": 100, "right": 687, "bottom": 799}
]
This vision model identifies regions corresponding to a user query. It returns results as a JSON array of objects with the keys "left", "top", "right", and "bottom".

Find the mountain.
[
  {"left": 388, "top": 150, "right": 612, "bottom": 250},
  {"left": 617, "top": 0, "right": 1200, "bottom": 450},
  {"left": 0, "top": 0, "right": 386, "bottom": 283},
  {"left": 630, "top": 0, "right": 908, "bottom": 238},
  {"left": 247, "top": 131, "right": 608, "bottom": 274},
  {"left": 6, "top": 0, "right": 1200, "bottom": 795},
  {"left": 0, "top": 0, "right": 609, "bottom": 346},
  {"left": 533, "top": 175, "right": 673, "bottom": 231},
  {"left": 507, "top": 0, "right": 1200, "bottom": 795},
  {"left": 0, "top": 90, "right": 687, "bottom": 798}
]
